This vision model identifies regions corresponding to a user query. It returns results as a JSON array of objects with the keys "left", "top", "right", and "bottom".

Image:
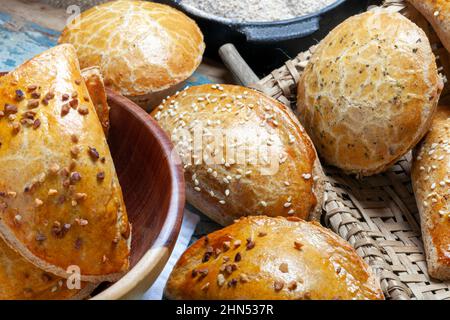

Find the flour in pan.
[{"left": 181, "top": 0, "right": 337, "bottom": 22}]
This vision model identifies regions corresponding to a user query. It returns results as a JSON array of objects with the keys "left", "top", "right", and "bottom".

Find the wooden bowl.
[
  {"left": 91, "top": 89, "right": 185, "bottom": 299},
  {"left": 0, "top": 70, "right": 185, "bottom": 299}
]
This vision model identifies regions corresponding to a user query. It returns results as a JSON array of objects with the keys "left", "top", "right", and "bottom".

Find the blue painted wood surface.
[
  {"left": 0, "top": 10, "right": 210, "bottom": 87},
  {"left": 0, "top": 12, "right": 59, "bottom": 71}
]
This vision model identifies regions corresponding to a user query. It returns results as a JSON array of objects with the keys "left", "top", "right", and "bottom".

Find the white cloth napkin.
[{"left": 143, "top": 209, "right": 200, "bottom": 300}]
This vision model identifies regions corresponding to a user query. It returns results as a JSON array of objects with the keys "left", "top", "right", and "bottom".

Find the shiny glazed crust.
[
  {"left": 407, "top": 0, "right": 450, "bottom": 53},
  {"left": 152, "top": 85, "right": 325, "bottom": 226},
  {"left": 411, "top": 106, "right": 450, "bottom": 280},
  {"left": 165, "top": 216, "right": 384, "bottom": 300},
  {"left": 58, "top": 0, "right": 205, "bottom": 99},
  {"left": 0, "top": 239, "right": 96, "bottom": 300},
  {"left": 0, "top": 44, "right": 130, "bottom": 283},
  {"left": 297, "top": 11, "right": 443, "bottom": 176}
]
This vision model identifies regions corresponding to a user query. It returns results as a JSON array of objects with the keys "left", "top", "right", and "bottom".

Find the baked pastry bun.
[
  {"left": 412, "top": 106, "right": 450, "bottom": 280},
  {"left": 165, "top": 216, "right": 384, "bottom": 300},
  {"left": 58, "top": 0, "right": 205, "bottom": 111},
  {"left": 406, "top": 1, "right": 450, "bottom": 54},
  {"left": 152, "top": 84, "right": 325, "bottom": 226},
  {"left": 81, "top": 67, "right": 110, "bottom": 135},
  {"left": 0, "top": 44, "right": 130, "bottom": 283},
  {"left": 0, "top": 239, "right": 95, "bottom": 300},
  {"left": 297, "top": 11, "right": 443, "bottom": 176}
]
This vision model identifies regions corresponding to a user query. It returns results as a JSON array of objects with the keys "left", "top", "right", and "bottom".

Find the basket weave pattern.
[{"left": 254, "top": 1, "right": 450, "bottom": 300}]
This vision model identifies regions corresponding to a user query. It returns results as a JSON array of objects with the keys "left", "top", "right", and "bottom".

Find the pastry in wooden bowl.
[
  {"left": 0, "top": 44, "right": 130, "bottom": 283},
  {"left": 297, "top": 11, "right": 443, "bottom": 177},
  {"left": 81, "top": 67, "right": 110, "bottom": 135},
  {"left": 0, "top": 239, "right": 96, "bottom": 300},
  {"left": 151, "top": 84, "right": 325, "bottom": 226},
  {"left": 412, "top": 106, "right": 450, "bottom": 281},
  {"left": 0, "top": 67, "right": 110, "bottom": 300},
  {"left": 58, "top": 0, "right": 205, "bottom": 111},
  {"left": 165, "top": 216, "right": 384, "bottom": 300}
]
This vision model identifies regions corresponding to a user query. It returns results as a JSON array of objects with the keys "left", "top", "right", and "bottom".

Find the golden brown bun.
[
  {"left": 81, "top": 67, "right": 110, "bottom": 135},
  {"left": 0, "top": 44, "right": 130, "bottom": 283},
  {"left": 152, "top": 85, "right": 325, "bottom": 226},
  {"left": 297, "top": 11, "right": 443, "bottom": 176},
  {"left": 407, "top": 0, "right": 450, "bottom": 54},
  {"left": 412, "top": 106, "right": 450, "bottom": 280},
  {"left": 165, "top": 216, "right": 384, "bottom": 300},
  {"left": 58, "top": 0, "right": 205, "bottom": 110},
  {"left": 0, "top": 239, "right": 95, "bottom": 300}
]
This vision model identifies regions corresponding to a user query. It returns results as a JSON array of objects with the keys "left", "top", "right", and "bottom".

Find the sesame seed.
[
  {"left": 7, "top": 191, "right": 16, "bottom": 198},
  {"left": 217, "top": 274, "right": 225, "bottom": 287},
  {"left": 240, "top": 273, "right": 249, "bottom": 283},
  {"left": 35, "top": 198, "right": 43, "bottom": 207},
  {"left": 49, "top": 163, "right": 60, "bottom": 175},
  {"left": 225, "top": 189, "right": 230, "bottom": 196},
  {"left": 74, "top": 193, "right": 87, "bottom": 201}
]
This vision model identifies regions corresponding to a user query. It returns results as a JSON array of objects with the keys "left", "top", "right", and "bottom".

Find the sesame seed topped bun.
[{"left": 152, "top": 84, "right": 325, "bottom": 226}]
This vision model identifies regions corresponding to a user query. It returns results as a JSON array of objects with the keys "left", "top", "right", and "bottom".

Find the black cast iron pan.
[{"left": 156, "top": 0, "right": 372, "bottom": 75}]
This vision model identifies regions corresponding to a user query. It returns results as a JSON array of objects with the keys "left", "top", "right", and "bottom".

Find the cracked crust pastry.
[
  {"left": 297, "top": 11, "right": 443, "bottom": 176},
  {"left": 59, "top": 0, "right": 205, "bottom": 111}
]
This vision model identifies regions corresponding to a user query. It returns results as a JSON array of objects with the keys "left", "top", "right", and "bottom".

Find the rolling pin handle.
[{"left": 218, "top": 43, "right": 261, "bottom": 88}]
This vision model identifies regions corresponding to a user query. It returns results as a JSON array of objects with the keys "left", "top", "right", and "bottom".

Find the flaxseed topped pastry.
[
  {"left": 297, "top": 11, "right": 443, "bottom": 176},
  {"left": 0, "top": 44, "right": 130, "bottom": 283},
  {"left": 165, "top": 216, "right": 384, "bottom": 300},
  {"left": 152, "top": 85, "right": 325, "bottom": 226},
  {"left": 58, "top": 0, "right": 205, "bottom": 110},
  {"left": 412, "top": 106, "right": 450, "bottom": 281}
]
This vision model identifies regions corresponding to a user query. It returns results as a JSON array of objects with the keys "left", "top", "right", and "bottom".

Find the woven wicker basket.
[{"left": 226, "top": 0, "right": 450, "bottom": 300}]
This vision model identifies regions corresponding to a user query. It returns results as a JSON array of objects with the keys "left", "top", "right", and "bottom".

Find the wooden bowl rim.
[
  {"left": 92, "top": 89, "right": 185, "bottom": 299},
  {"left": 0, "top": 71, "right": 185, "bottom": 299}
]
